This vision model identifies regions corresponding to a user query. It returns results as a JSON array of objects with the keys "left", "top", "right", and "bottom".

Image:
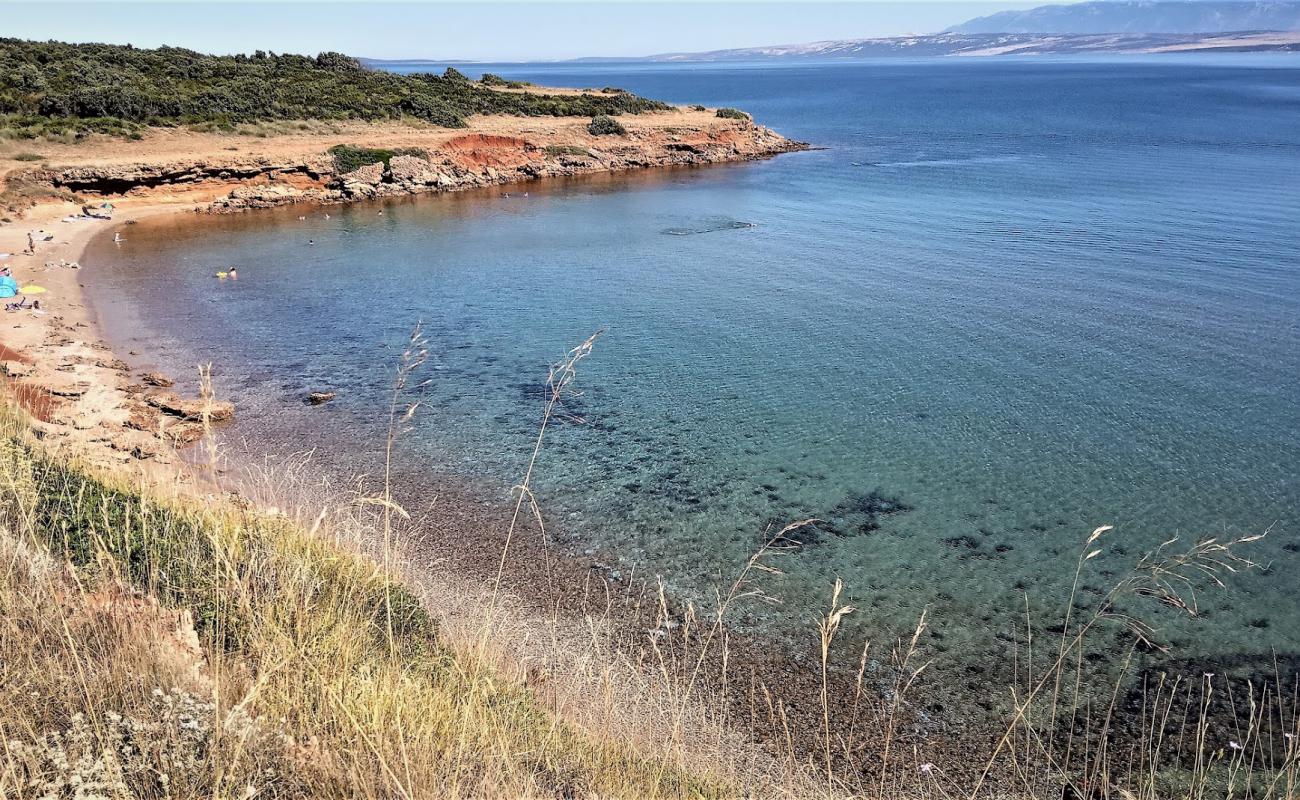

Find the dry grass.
[
  {"left": 0, "top": 399, "right": 725, "bottom": 798},
  {"left": 0, "top": 329, "right": 1295, "bottom": 799}
]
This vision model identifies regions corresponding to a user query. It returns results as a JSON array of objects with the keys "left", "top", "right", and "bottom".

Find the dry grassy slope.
[{"left": 0, "top": 401, "right": 739, "bottom": 799}]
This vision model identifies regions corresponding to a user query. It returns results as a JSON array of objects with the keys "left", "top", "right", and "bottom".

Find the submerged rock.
[
  {"left": 307, "top": 391, "right": 336, "bottom": 406},
  {"left": 141, "top": 371, "right": 174, "bottom": 388}
]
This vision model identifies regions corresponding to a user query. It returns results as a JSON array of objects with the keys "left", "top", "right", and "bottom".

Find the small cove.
[{"left": 85, "top": 56, "right": 1300, "bottom": 692}]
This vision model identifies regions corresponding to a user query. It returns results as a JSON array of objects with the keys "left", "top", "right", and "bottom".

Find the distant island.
[
  {"left": 608, "top": 30, "right": 1300, "bottom": 61},
  {"left": 950, "top": 0, "right": 1300, "bottom": 35},
  {"left": 557, "top": 0, "right": 1300, "bottom": 61}
]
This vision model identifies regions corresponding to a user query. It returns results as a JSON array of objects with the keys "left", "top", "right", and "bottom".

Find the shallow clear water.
[{"left": 88, "top": 57, "right": 1300, "bottom": 668}]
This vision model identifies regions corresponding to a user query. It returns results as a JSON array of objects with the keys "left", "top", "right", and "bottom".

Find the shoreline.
[
  {"left": 0, "top": 107, "right": 806, "bottom": 482},
  {"left": 72, "top": 189, "right": 901, "bottom": 781},
  {"left": 11, "top": 110, "right": 808, "bottom": 214},
  {"left": 0, "top": 115, "right": 879, "bottom": 783}
]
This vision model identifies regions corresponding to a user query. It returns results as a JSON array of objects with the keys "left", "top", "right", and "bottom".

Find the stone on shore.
[{"left": 146, "top": 392, "right": 234, "bottom": 422}]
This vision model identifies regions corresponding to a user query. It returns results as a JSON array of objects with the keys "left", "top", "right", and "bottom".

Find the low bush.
[
  {"left": 544, "top": 144, "right": 591, "bottom": 157},
  {"left": 715, "top": 108, "right": 749, "bottom": 120},
  {"left": 328, "top": 143, "right": 429, "bottom": 174},
  {"left": 480, "top": 72, "right": 527, "bottom": 89},
  {"left": 587, "top": 115, "right": 627, "bottom": 136}
]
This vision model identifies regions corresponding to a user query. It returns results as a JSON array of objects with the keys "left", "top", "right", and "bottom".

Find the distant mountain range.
[
  {"left": 368, "top": 0, "right": 1300, "bottom": 65},
  {"left": 949, "top": 1, "right": 1300, "bottom": 35},
  {"left": 618, "top": 0, "right": 1300, "bottom": 61},
  {"left": 625, "top": 30, "right": 1300, "bottom": 61}
]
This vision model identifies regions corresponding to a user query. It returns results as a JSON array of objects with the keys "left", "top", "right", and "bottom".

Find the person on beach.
[{"left": 26, "top": 232, "right": 35, "bottom": 254}]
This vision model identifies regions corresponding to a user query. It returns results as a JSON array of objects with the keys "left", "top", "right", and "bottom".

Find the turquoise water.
[{"left": 88, "top": 57, "right": 1300, "bottom": 671}]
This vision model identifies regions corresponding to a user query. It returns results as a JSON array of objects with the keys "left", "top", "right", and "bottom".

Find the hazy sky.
[{"left": 1, "top": 1, "right": 1056, "bottom": 61}]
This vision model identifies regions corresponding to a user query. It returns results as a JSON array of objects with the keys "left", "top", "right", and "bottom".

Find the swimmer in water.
[{"left": 228, "top": 268, "right": 238, "bottom": 279}]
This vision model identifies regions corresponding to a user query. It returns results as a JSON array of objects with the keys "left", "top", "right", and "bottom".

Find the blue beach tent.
[{"left": 0, "top": 276, "right": 17, "bottom": 298}]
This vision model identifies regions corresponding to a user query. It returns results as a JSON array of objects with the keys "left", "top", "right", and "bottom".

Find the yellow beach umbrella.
[{"left": 19, "top": 285, "right": 46, "bottom": 295}]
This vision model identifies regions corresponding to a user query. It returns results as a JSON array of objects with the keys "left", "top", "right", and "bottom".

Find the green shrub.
[
  {"left": 691, "top": 104, "right": 706, "bottom": 111},
  {"left": 715, "top": 107, "right": 749, "bottom": 120},
  {"left": 587, "top": 115, "right": 626, "bottom": 136},
  {"left": 544, "top": 144, "right": 590, "bottom": 157},
  {"left": 479, "top": 72, "right": 525, "bottom": 89},
  {"left": 329, "top": 144, "right": 429, "bottom": 174},
  {"left": 0, "top": 39, "right": 671, "bottom": 138},
  {"left": 10, "top": 151, "right": 43, "bottom": 161}
]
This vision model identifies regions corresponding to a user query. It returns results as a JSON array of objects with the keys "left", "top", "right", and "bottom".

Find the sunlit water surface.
[{"left": 88, "top": 57, "right": 1300, "bottom": 673}]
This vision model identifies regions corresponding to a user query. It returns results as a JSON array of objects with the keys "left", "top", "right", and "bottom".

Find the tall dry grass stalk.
[{"left": 491, "top": 329, "right": 602, "bottom": 610}]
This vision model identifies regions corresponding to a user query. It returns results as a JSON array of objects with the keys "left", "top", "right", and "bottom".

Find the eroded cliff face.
[{"left": 27, "top": 120, "right": 806, "bottom": 213}]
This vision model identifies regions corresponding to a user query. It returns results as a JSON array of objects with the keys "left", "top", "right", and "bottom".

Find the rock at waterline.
[
  {"left": 145, "top": 392, "right": 234, "bottom": 422},
  {"left": 307, "top": 391, "right": 336, "bottom": 406},
  {"left": 141, "top": 371, "right": 175, "bottom": 388}
]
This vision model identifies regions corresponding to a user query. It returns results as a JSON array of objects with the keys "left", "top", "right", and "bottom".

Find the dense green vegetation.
[
  {"left": 544, "top": 144, "right": 592, "bottom": 157},
  {"left": 587, "top": 115, "right": 627, "bottom": 136},
  {"left": 328, "top": 143, "right": 428, "bottom": 173},
  {"left": 479, "top": 72, "right": 529, "bottom": 89},
  {"left": 0, "top": 38, "right": 670, "bottom": 139},
  {"left": 715, "top": 108, "right": 749, "bottom": 120}
]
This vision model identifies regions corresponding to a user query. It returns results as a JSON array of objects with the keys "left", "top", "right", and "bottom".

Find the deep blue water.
[{"left": 89, "top": 58, "right": 1300, "bottom": 664}]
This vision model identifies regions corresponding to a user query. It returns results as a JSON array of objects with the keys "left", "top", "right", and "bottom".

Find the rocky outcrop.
[
  {"left": 45, "top": 159, "right": 331, "bottom": 195},
  {"left": 212, "top": 120, "right": 805, "bottom": 211},
  {"left": 21, "top": 118, "right": 807, "bottom": 213}
]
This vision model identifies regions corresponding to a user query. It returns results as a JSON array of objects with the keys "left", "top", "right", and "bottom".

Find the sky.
[{"left": 0, "top": 1, "right": 1058, "bottom": 61}]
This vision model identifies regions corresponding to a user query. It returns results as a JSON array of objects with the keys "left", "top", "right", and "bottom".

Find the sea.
[{"left": 86, "top": 56, "right": 1300, "bottom": 678}]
